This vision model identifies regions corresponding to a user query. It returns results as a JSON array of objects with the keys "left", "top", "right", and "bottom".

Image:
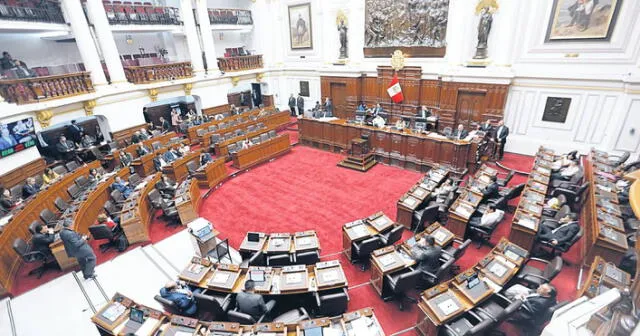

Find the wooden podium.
[{"left": 337, "top": 137, "right": 377, "bottom": 172}]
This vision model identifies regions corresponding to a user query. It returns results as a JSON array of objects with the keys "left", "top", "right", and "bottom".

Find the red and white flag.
[{"left": 387, "top": 74, "right": 404, "bottom": 103}]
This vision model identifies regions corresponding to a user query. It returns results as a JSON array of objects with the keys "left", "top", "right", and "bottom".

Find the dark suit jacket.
[
  {"left": 137, "top": 146, "right": 151, "bottom": 156},
  {"left": 481, "top": 124, "right": 493, "bottom": 132},
  {"left": 236, "top": 291, "right": 269, "bottom": 319},
  {"left": 161, "top": 120, "right": 171, "bottom": 132},
  {"left": 0, "top": 196, "right": 14, "bottom": 210},
  {"left": 288, "top": 97, "right": 296, "bottom": 107},
  {"left": 518, "top": 295, "right": 556, "bottom": 323},
  {"left": 22, "top": 183, "right": 40, "bottom": 198},
  {"left": 494, "top": 126, "right": 509, "bottom": 142},
  {"left": 55, "top": 140, "right": 75, "bottom": 153},
  {"left": 200, "top": 153, "right": 213, "bottom": 166},
  {"left": 411, "top": 245, "right": 442, "bottom": 274},
  {"left": 296, "top": 96, "right": 304, "bottom": 110},
  {"left": 59, "top": 228, "right": 94, "bottom": 258},
  {"left": 544, "top": 222, "right": 580, "bottom": 246},
  {"left": 131, "top": 134, "right": 141, "bottom": 144},
  {"left": 120, "top": 153, "right": 132, "bottom": 167},
  {"left": 482, "top": 182, "right": 500, "bottom": 199},
  {"left": 452, "top": 129, "right": 468, "bottom": 139},
  {"left": 417, "top": 109, "right": 431, "bottom": 118},
  {"left": 153, "top": 157, "right": 164, "bottom": 172},
  {"left": 160, "top": 287, "right": 197, "bottom": 316},
  {"left": 67, "top": 124, "right": 83, "bottom": 142},
  {"left": 164, "top": 151, "right": 178, "bottom": 162},
  {"left": 32, "top": 232, "right": 55, "bottom": 255}
]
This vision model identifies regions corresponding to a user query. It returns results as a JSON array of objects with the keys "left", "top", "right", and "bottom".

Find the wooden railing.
[
  {"left": 0, "top": 72, "right": 94, "bottom": 105},
  {"left": 217, "top": 55, "right": 263, "bottom": 72},
  {"left": 0, "top": 3, "right": 65, "bottom": 24},
  {"left": 123, "top": 61, "right": 193, "bottom": 84},
  {"left": 207, "top": 8, "right": 252, "bottom": 25}
]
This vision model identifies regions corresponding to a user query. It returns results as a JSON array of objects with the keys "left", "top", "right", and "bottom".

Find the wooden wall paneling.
[
  {"left": 0, "top": 158, "right": 47, "bottom": 189},
  {"left": 362, "top": 77, "right": 379, "bottom": 106},
  {"left": 406, "top": 136, "right": 423, "bottom": 171},
  {"left": 372, "top": 130, "right": 390, "bottom": 163},
  {"left": 390, "top": 134, "right": 406, "bottom": 167},
  {"left": 321, "top": 76, "right": 361, "bottom": 120},
  {"left": 202, "top": 104, "right": 231, "bottom": 116},
  {"left": 419, "top": 80, "right": 442, "bottom": 110}
]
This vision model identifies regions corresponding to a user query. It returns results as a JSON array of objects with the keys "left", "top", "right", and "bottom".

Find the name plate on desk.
[
  {"left": 345, "top": 221, "right": 371, "bottom": 241},
  {"left": 207, "top": 266, "right": 241, "bottom": 291},
  {"left": 315, "top": 263, "right": 347, "bottom": 289},
  {"left": 366, "top": 212, "right": 394, "bottom": 232},
  {"left": 179, "top": 257, "right": 212, "bottom": 283}
]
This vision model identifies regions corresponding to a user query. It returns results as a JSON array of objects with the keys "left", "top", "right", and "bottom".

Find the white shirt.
[
  {"left": 496, "top": 126, "right": 506, "bottom": 139},
  {"left": 561, "top": 165, "right": 579, "bottom": 178},
  {"left": 480, "top": 209, "right": 504, "bottom": 227}
]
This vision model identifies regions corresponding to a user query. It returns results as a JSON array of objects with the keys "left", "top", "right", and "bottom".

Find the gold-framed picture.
[{"left": 288, "top": 3, "right": 313, "bottom": 50}]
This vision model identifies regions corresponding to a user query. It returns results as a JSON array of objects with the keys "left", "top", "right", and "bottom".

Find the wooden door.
[
  {"left": 330, "top": 83, "right": 347, "bottom": 119},
  {"left": 455, "top": 91, "right": 486, "bottom": 129}
]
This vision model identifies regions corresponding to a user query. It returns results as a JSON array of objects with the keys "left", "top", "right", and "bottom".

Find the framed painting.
[
  {"left": 288, "top": 3, "right": 313, "bottom": 50},
  {"left": 542, "top": 97, "right": 571, "bottom": 123},
  {"left": 299, "top": 81, "right": 310, "bottom": 97},
  {"left": 546, "top": 0, "right": 622, "bottom": 41}
]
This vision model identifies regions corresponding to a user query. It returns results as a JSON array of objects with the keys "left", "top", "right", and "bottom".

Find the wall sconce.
[{"left": 126, "top": 34, "right": 133, "bottom": 45}]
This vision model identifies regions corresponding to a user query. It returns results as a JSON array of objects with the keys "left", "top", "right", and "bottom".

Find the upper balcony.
[
  {"left": 99, "top": 1, "right": 182, "bottom": 30},
  {"left": 0, "top": 66, "right": 94, "bottom": 105},
  {"left": 205, "top": 8, "right": 253, "bottom": 31},
  {"left": 120, "top": 56, "right": 193, "bottom": 84},
  {"left": 0, "top": 0, "right": 65, "bottom": 26}
]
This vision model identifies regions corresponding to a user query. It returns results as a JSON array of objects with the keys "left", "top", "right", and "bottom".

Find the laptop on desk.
[{"left": 121, "top": 307, "right": 145, "bottom": 334}]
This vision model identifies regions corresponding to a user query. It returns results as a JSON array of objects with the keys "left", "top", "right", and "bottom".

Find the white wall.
[{"left": 0, "top": 33, "right": 83, "bottom": 68}]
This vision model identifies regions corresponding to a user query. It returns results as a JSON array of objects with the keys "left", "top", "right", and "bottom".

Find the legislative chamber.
[{"left": 0, "top": 1, "right": 639, "bottom": 336}]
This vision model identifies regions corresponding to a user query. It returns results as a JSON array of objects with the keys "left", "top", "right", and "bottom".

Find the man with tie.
[
  {"left": 136, "top": 143, "right": 151, "bottom": 157},
  {"left": 411, "top": 236, "right": 442, "bottom": 275},
  {"left": 296, "top": 94, "right": 305, "bottom": 117},
  {"left": 494, "top": 119, "right": 509, "bottom": 160},
  {"left": 288, "top": 94, "right": 296, "bottom": 116},
  {"left": 60, "top": 219, "right": 97, "bottom": 280},
  {"left": 537, "top": 213, "right": 580, "bottom": 247},
  {"left": 504, "top": 283, "right": 557, "bottom": 325},
  {"left": 22, "top": 177, "right": 41, "bottom": 198},
  {"left": 481, "top": 175, "right": 500, "bottom": 201},
  {"left": 56, "top": 135, "right": 76, "bottom": 161},
  {"left": 31, "top": 224, "right": 55, "bottom": 257},
  {"left": 163, "top": 148, "right": 179, "bottom": 163},
  {"left": 481, "top": 119, "right": 493, "bottom": 133},
  {"left": 67, "top": 120, "right": 84, "bottom": 143},
  {"left": 452, "top": 124, "right": 468, "bottom": 140},
  {"left": 373, "top": 103, "right": 383, "bottom": 116}
]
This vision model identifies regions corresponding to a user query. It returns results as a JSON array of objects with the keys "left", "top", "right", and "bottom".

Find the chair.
[
  {"left": 272, "top": 307, "right": 310, "bottom": 323},
  {"left": 28, "top": 220, "right": 41, "bottom": 235},
  {"left": 313, "top": 287, "right": 349, "bottom": 317},
  {"left": 551, "top": 182, "right": 590, "bottom": 211},
  {"left": 13, "top": 238, "right": 57, "bottom": 279},
  {"left": 128, "top": 173, "right": 142, "bottom": 187},
  {"left": 67, "top": 184, "right": 82, "bottom": 199},
  {"left": 515, "top": 256, "right": 563, "bottom": 288},
  {"left": 421, "top": 257, "right": 455, "bottom": 288},
  {"left": 193, "top": 291, "right": 232, "bottom": 321},
  {"left": 351, "top": 236, "right": 381, "bottom": 271},
  {"left": 52, "top": 165, "right": 68, "bottom": 175},
  {"left": 443, "top": 239, "right": 471, "bottom": 272},
  {"left": 383, "top": 268, "right": 421, "bottom": 310},
  {"left": 468, "top": 219, "right": 500, "bottom": 249},
  {"left": 210, "top": 239, "right": 232, "bottom": 263},
  {"left": 103, "top": 200, "right": 122, "bottom": 223},
  {"left": 10, "top": 184, "right": 23, "bottom": 201},
  {"left": 110, "top": 189, "right": 127, "bottom": 204},
  {"left": 227, "top": 308, "right": 267, "bottom": 324},
  {"left": 65, "top": 161, "right": 80, "bottom": 171},
  {"left": 160, "top": 201, "right": 181, "bottom": 227},
  {"left": 240, "top": 251, "right": 265, "bottom": 268},
  {"left": 186, "top": 161, "right": 199, "bottom": 177},
  {"left": 151, "top": 141, "right": 162, "bottom": 150},
  {"left": 496, "top": 170, "right": 514, "bottom": 187},
  {"left": 268, "top": 130, "right": 277, "bottom": 138},
  {"left": 266, "top": 253, "right": 292, "bottom": 266},
  {"left": 608, "top": 151, "right": 630, "bottom": 166},
  {"left": 75, "top": 175, "right": 90, "bottom": 191},
  {"left": 88, "top": 224, "right": 124, "bottom": 253},
  {"left": 442, "top": 312, "right": 493, "bottom": 336},
  {"left": 443, "top": 127, "right": 453, "bottom": 136},
  {"left": 379, "top": 225, "right": 404, "bottom": 246},
  {"left": 39, "top": 208, "right": 59, "bottom": 227},
  {"left": 499, "top": 183, "right": 525, "bottom": 201},
  {"left": 514, "top": 300, "right": 568, "bottom": 335},
  {"left": 295, "top": 250, "right": 319, "bottom": 265},
  {"left": 474, "top": 294, "right": 522, "bottom": 328},
  {"left": 550, "top": 170, "right": 584, "bottom": 189},
  {"left": 154, "top": 295, "right": 182, "bottom": 315},
  {"left": 540, "top": 205, "right": 572, "bottom": 229},
  {"left": 148, "top": 189, "right": 170, "bottom": 209},
  {"left": 260, "top": 133, "right": 269, "bottom": 143},
  {"left": 412, "top": 204, "right": 439, "bottom": 232},
  {"left": 537, "top": 226, "right": 583, "bottom": 263}
]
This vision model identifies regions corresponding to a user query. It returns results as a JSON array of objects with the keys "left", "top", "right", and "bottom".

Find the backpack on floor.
[{"left": 116, "top": 235, "right": 129, "bottom": 252}]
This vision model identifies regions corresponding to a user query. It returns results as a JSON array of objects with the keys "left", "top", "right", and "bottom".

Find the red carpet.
[{"left": 10, "top": 137, "right": 583, "bottom": 335}]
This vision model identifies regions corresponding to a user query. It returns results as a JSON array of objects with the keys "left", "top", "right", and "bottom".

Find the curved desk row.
[
  {"left": 231, "top": 134, "right": 291, "bottom": 170},
  {"left": 133, "top": 139, "right": 189, "bottom": 177},
  {"left": 0, "top": 160, "right": 101, "bottom": 295},
  {"left": 120, "top": 173, "right": 163, "bottom": 244},
  {"left": 396, "top": 167, "right": 449, "bottom": 229},
  {"left": 194, "top": 158, "right": 228, "bottom": 189},
  {"left": 187, "top": 107, "right": 264, "bottom": 144},
  {"left": 105, "top": 131, "right": 178, "bottom": 170},
  {"left": 203, "top": 110, "right": 290, "bottom": 150}
]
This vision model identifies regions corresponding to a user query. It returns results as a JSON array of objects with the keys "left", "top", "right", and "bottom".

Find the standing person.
[
  {"left": 296, "top": 94, "right": 305, "bottom": 117},
  {"left": 171, "top": 110, "right": 182, "bottom": 132},
  {"left": 324, "top": 97, "right": 333, "bottom": 117},
  {"left": 59, "top": 220, "right": 97, "bottom": 280},
  {"left": 67, "top": 120, "right": 84, "bottom": 143},
  {"left": 493, "top": 119, "right": 509, "bottom": 160},
  {"left": 288, "top": 94, "right": 297, "bottom": 116}
]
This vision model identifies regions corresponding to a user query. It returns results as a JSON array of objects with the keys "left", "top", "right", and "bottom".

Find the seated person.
[
  {"left": 177, "top": 143, "right": 190, "bottom": 155},
  {"left": 481, "top": 175, "right": 500, "bottom": 200},
  {"left": 551, "top": 154, "right": 575, "bottom": 171},
  {"left": 160, "top": 281, "right": 201, "bottom": 316},
  {"left": 432, "top": 179, "right": 455, "bottom": 203},
  {"left": 452, "top": 124, "right": 468, "bottom": 140},
  {"left": 357, "top": 102, "right": 367, "bottom": 112},
  {"left": 469, "top": 204, "right": 504, "bottom": 229},
  {"left": 417, "top": 105, "right": 431, "bottom": 119},
  {"left": 241, "top": 139, "right": 254, "bottom": 150},
  {"left": 537, "top": 213, "right": 580, "bottom": 246},
  {"left": 394, "top": 119, "right": 405, "bottom": 130},
  {"left": 159, "top": 116, "right": 171, "bottom": 133},
  {"left": 214, "top": 113, "right": 224, "bottom": 121},
  {"left": 111, "top": 176, "right": 133, "bottom": 199},
  {"left": 42, "top": 168, "right": 60, "bottom": 185},
  {"left": 163, "top": 148, "right": 180, "bottom": 163},
  {"left": 236, "top": 280, "right": 276, "bottom": 320},
  {"left": 157, "top": 175, "right": 177, "bottom": 194},
  {"left": 153, "top": 153, "right": 168, "bottom": 172},
  {"left": 55, "top": 135, "right": 76, "bottom": 161},
  {"left": 136, "top": 143, "right": 151, "bottom": 156},
  {"left": 88, "top": 168, "right": 102, "bottom": 184},
  {"left": 200, "top": 152, "right": 213, "bottom": 166},
  {"left": 504, "top": 283, "right": 557, "bottom": 324},
  {"left": 372, "top": 115, "right": 386, "bottom": 128},
  {"left": 258, "top": 105, "right": 269, "bottom": 117},
  {"left": 0, "top": 188, "right": 19, "bottom": 210},
  {"left": 119, "top": 151, "right": 133, "bottom": 168},
  {"left": 131, "top": 131, "right": 143, "bottom": 144},
  {"left": 22, "top": 177, "right": 41, "bottom": 199},
  {"left": 95, "top": 213, "right": 118, "bottom": 230},
  {"left": 31, "top": 224, "right": 55, "bottom": 257},
  {"left": 79, "top": 132, "right": 95, "bottom": 148},
  {"left": 372, "top": 103, "right": 383, "bottom": 116},
  {"left": 138, "top": 128, "right": 150, "bottom": 141},
  {"left": 551, "top": 161, "right": 580, "bottom": 181},
  {"left": 410, "top": 236, "right": 442, "bottom": 275}
]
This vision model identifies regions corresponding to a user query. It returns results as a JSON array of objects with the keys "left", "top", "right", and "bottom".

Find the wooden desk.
[
  {"left": 299, "top": 118, "right": 473, "bottom": 174},
  {"left": 231, "top": 134, "right": 291, "bottom": 170},
  {"left": 174, "top": 178, "right": 202, "bottom": 225},
  {"left": 446, "top": 164, "right": 495, "bottom": 239},
  {"left": 119, "top": 173, "right": 162, "bottom": 244},
  {"left": 194, "top": 157, "right": 228, "bottom": 188},
  {"left": 91, "top": 293, "right": 167, "bottom": 336},
  {"left": 342, "top": 212, "right": 400, "bottom": 261},
  {"left": 369, "top": 246, "right": 415, "bottom": 297},
  {"left": 239, "top": 231, "right": 320, "bottom": 262},
  {"left": 163, "top": 151, "right": 200, "bottom": 182},
  {"left": 160, "top": 315, "right": 200, "bottom": 335},
  {"left": 105, "top": 132, "right": 178, "bottom": 170},
  {"left": 187, "top": 107, "right": 263, "bottom": 144},
  {"left": 209, "top": 111, "right": 291, "bottom": 155},
  {"left": 578, "top": 256, "right": 632, "bottom": 298},
  {"left": 396, "top": 168, "right": 448, "bottom": 228}
]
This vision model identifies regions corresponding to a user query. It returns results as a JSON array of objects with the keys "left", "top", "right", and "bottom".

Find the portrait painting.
[
  {"left": 288, "top": 3, "right": 313, "bottom": 50},
  {"left": 542, "top": 97, "right": 571, "bottom": 123},
  {"left": 546, "top": 0, "right": 622, "bottom": 41},
  {"left": 299, "top": 81, "right": 310, "bottom": 97}
]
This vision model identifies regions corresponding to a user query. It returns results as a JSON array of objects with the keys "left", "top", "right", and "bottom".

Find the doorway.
[
  {"left": 455, "top": 91, "right": 486, "bottom": 129},
  {"left": 330, "top": 83, "right": 347, "bottom": 119},
  {"left": 251, "top": 83, "right": 262, "bottom": 108}
]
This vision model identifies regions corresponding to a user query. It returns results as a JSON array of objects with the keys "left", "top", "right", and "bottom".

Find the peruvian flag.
[{"left": 387, "top": 74, "right": 403, "bottom": 103}]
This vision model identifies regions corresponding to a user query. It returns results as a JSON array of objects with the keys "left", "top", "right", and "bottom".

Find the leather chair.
[
  {"left": 65, "top": 161, "right": 80, "bottom": 172},
  {"left": 351, "top": 236, "right": 381, "bottom": 271},
  {"left": 160, "top": 201, "right": 181, "bottom": 227},
  {"left": 151, "top": 141, "right": 162, "bottom": 150},
  {"left": 260, "top": 133, "right": 269, "bottom": 143},
  {"left": 10, "top": 184, "right": 22, "bottom": 201},
  {"left": 210, "top": 239, "right": 232, "bottom": 264},
  {"left": 272, "top": 307, "right": 310, "bottom": 323},
  {"left": 379, "top": 225, "right": 404, "bottom": 246},
  {"left": 155, "top": 181, "right": 176, "bottom": 198},
  {"left": 314, "top": 288, "right": 349, "bottom": 317},
  {"left": 227, "top": 308, "right": 267, "bottom": 324},
  {"left": 52, "top": 165, "right": 68, "bottom": 175},
  {"left": 412, "top": 204, "right": 439, "bottom": 233},
  {"left": 541, "top": 194, "right": 567, "bottom": 219},
  {"left": 540, "top": 205, "right": 572, "bottom": 229},
  {"left": 104, "top": 200, "right": 123, "bottom": 221},
  {"left": 474, "top": 294, "right": 522, "bottom": 328},
  {"left": 193, "top": 291, "right": 232, "bottom": 321},
  {"left": 551, "top": 182, "right": 590, "bottom": 212},
  {"left": 148, "top": 189, "right": 174, "bottom": 209},
  {"left": 266, "top": 253, "right": 292, "bottom": 266},
  {"left": 442, "top": 311, "right": 493, "bottom": 336},
  {"left": 468, "top": 219, "right": 500, "bottom": 249},
  {"left": 67, "top": 184, "right": 82, "bottom": 199},
  {"left": 75, "top": 175, "right": 90, "bottom": 191},
  {"left": 89, "top": 224, "right": 125, "bottom": 253},
  {"left": 499, "top": 183, "right": 525, "bottom": 203},
  {"left": 550, "top": 170, "right": 584, "bottom": 189},
  {"left": 515, "top": 256, "right": 563, "bottom": 288},
  {"left": 537, "top": 226, "right": 583, "bottom": 263},
  {"left": 154, "top": 295, "right": 182, "bottom": 315},
  {"left": 420, "top": 257, "right": 455, "bottom": 288},
  {"left": 608, "top": 151, "right": 630, "bottom": 166},
  {"left": 186, "top": 161, "right": 199, "bottom": 177},
  {"left": 39, "top": 208, "right": 59, "bottom": 227},
  {"left": 295, "top": 250, "right": 320, "bottom": 265},
  {"left": 514, "top": 300, "right": 568, "bottom": 335},
  {"left": 443, "top": 239, "right": 471, "bottom": 272},
  {"left": 496, "top": 170, "right": 514, "bottom": 187},
  {"left": 383, "top": 268, "right": 421, "bottom": 310},
  {"left": 28, "top": 220, "right": 41, "bottom": 235},
  {"left": 110, "top": 189, "right": 127, "bottom": 204},
  {"left": 54, "top": 197, "right": 71, "bottom": 212},
  {"left": 13, "top": 238, "right": 58, "bottom": 278},
  {"left": 128, "top": 173, "right": 142, "bottom": 187},
  {"left": 268, "top": 130, "right": 277, "bottom": 138}
]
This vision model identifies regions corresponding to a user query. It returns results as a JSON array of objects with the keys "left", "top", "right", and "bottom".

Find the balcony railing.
[
  {"left": 207, "top": 8, "right": 252, "bottom": 25},
  {"left": 0, "top": 2, "right": 65, "bottom": 24},
  {"left": 217, "top": 55, "right": 263, "bottom": 73},
  {"left": 101, "top": 1, "right": 181, "bottom": 25},
  {"left": 0, "top": 72, "right": 94, "bottom": 105},
  {"left": 123, "top": 61, "right": 193, "bottom": 84}
]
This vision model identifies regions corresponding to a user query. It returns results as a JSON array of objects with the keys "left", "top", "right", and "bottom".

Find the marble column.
[
  {"left": 180, "top": 0, "right": 205, "bottom": 74},
  {"left": 85, "top": 0, "right": 127, "bottom": 84},
  {"left": 61, "top": 0, "right": 108, "bottom": 86},
  {"left": 195, "top": 0, "right": 218, "bottom": 73}
]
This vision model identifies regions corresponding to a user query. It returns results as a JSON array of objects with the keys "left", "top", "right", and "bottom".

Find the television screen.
[{"left": 0, "top": 117, "right": 36, "bottom": 158}]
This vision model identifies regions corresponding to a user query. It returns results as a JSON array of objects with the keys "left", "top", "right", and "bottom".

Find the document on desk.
[
  {"left": 323, "top": 326, "right": 343, "bottom": 336},
  {"left": 352, "top": 225, "right": 369, "bottom": 238},
  {"left": 134, "top": 317, "right": 159, "bottom": 335},
  {"left": 174, "top": 332, "right": 194, "bottom": 336},
  {"left": 322, "top": 270, "right": 339, "bottom": 282},
  {"left": 378, "top": 254, "right": 397, "bottom": 267},
  {"left": 438, "top": 298, "right": 460, "bottom": 316},
  {"left": 517, "top": 217, "right": 536, "bottom": 230},
  {"left": 489, "top": 263, "right": 507, "bottom": 278},
  {"left": 212, "top": 272, "right": 230, "bottom": 284},
  {"left": 349, "top": 317, "right": 372, "bottom": 336},
  {"left": 403, "top": 197, "right": 418, "bottom": 207},
  {"left": 101, "top": 302, "right": 126, "bottom": 322},
  {"left": 297, "top": 237, "right": 312, "bottom": 246},
  {"left": 433, "top": 230, "right": 447, "bottom": 243},
  {"left": 187, "top": 263, "right": 204, "bottom": 274},
  {"left": 503, "top": 250, "right": 520, "bottom": 262},
  {"left": 286, "top": 273, "right": 303, "bottom": 284}
]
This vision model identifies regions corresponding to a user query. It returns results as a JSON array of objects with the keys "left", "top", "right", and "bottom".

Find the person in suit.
[
  {"left": 130, "top": 131, "right": 142, "bottom": 144},
  {"left": 469, "top": 204, "right": 504, "bottom": 229},
  {"left": 411, "top": 236, "right": 442, "bottom": 274},
  {"left": 56, "top": 136, "right": 76, "bottom": 161},
  {"left": 119, "top": 151, "right": 133, "bottom": 168},
  {"left": 416, "top": 105, "right": 431, "bottom": 118},
  {"left": 324, "top": 97, "right": 333, "bottom": 117},
  {"left": 288, "top": 94, "right": 296, "bottom": 116},
  {"left": 112, "top": 176, "right": 133, "bottom": 199},
  {"left": 537, "top": 213, "right": 580, "bottom": 247},
  {"left": 452, "top": 124, "right": 468, "bottom": 140},
  {"left": 480, "top": 120, "right": 493, "bottom": 133},
  {"left": 494, "top": 119, "right": 509, "bottom": 160},
  {"left": 157, "top": 175, "right": 177, "bottom": 195},
  {"left": 0, "top": 188, "right": 17, "bottom": 211},
  {"left": 505, "top": 283, "right": 557, "bottom": 325},
  {"left": 136, "top": 143, "right": 151, "bottom": 157},
  {"left": 236, "top": 279, "right": 276, "bottom": 320},
  {"left": 80, "top": 132, "right": 95, "bottom": 148},
  {"left": 31, "top": 224, "right": 55, "bottom": 257},
  {"left": 159, "top": 117, "right": 171, "bottom": 133},
  {"left": 0, "top": 124, "right": 17, "bottom": 150},
  {"left": 160, "top": 281, "right": 201, "bottom": 316},
  {"left": 59, "top": 219, "right": 96, "bottom": 280},
  {"left": 373, "top": 103, "right": 383, "bottom": 116},
  {"left": 200, "top": 152, "right": 213, "bottom": 166},
  {"left": 296, "top": 94, "right": 305, "bottom": 116},
  {"left": 88, "top": 168, "right": 102, "bottom": 185},
  {"left": 357, "top": 102, "right": 367, "bottom": 112},
  {"left": 67, "top": 120, "right": 84, "bottom": 143},
  {"left": 153, "top": 153, "right": 167, "bottom": 172},
  {"left": 163, "top": 148, "right": 179, "bottom": 163},
  {"left": 481, "top": 175, "right": 500, "bottom": 200},
  {"left": 551, "top": 160, "right": 580, "bottom": 181},
  {"left": 42, "top": 168, "right": 60, "bottom": 185},
  {"left": 138, "top": 128, "right": 150, "bottom": 141},
  {"left": 22, "top": 177, "right": 41, "bottom": 199}
]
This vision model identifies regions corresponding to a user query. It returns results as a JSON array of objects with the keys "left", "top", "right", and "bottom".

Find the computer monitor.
[
  {"left": 129, "top": 307, "right": 145, "bottom": 324},
  {"left": 247, "top": 232, "right": 260, "bottom": 242},
  {"left": 467, "top": 273, "right": 480, "bottom": 289},
  {"left": 304, "top": 327, "right": 323, "bottom": 336},
  {"left": 249, "top": 270, "right": 265, "bottom": 282}
]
